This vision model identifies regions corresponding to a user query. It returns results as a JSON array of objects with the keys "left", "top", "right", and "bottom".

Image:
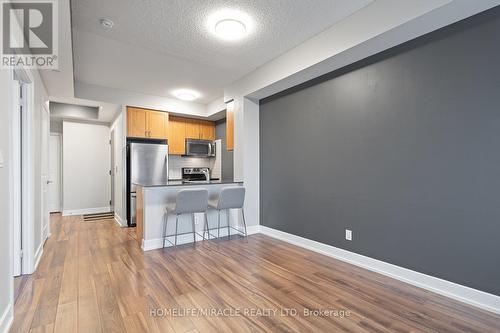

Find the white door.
[
  {"left": 41, "top": 105, "right": 50, "bottom": 239},
  {"left": 49, "top": 134, "right": 61, "bottom": 213}
]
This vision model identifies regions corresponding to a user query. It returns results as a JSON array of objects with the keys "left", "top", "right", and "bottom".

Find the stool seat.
[
  {"left": 204, "top": 186, "right": 247, "bottom": 240},
  {"left": 162, "top": 188, "right": 209, "bottom": 248}
]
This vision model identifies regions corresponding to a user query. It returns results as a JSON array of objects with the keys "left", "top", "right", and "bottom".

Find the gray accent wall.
[
  {"left": 216, "top": 119, "right": 234, "bottom": 180},
  {"left": 260, "top": 7, "right": 500, "bottom": 296}
]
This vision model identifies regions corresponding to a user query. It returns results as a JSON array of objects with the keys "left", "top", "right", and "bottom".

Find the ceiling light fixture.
[
  {"left": 100, "top": 18, "right": 114, "bottom": 29},
  {"left": 215, "top": 19, "right": 247, "bottom": 40},
  {"left": 207, "top": 9, "right": 253, "bottom": 41},
  {"left": 173, "top": 89, "right": 200, "bottom": 101}
]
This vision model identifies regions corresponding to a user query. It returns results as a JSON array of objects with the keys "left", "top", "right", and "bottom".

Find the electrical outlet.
[
  {"left": 345, "top": 229, "right": 352, "bottom": 241},
  {"left": 194, "top": 216, "right": 200, "bottom": 225}
]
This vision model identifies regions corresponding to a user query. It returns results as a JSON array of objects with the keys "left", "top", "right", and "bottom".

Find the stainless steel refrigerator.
[{"left": 127, "top": 139, "right": 168, "bottom": 226}]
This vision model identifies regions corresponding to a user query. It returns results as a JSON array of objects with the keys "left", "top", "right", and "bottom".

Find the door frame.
[
  {"left": 41, "top": 103, "right": 51, "bottom": 241},
  {"left": 11, "top": 67, "right": 37, "bottom": 275},
  {"left": 11, "top": 75, "right": 21, "bottom": 277},
  {"left": 49, "top": 133, "right": 62, "bottom": 213}
]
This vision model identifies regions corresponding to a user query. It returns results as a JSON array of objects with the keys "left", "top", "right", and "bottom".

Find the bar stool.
[
  {"left": 163, "top": 188, "right": 209, "bottom": 247},
  {"left": 205, "top": 187, "right": 247, "bottom": 239}
]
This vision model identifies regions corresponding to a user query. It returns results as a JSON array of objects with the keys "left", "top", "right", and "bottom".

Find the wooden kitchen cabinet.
[
  {"left": 185, "top": 119, "right": 215, "bottom": 140},
  {"left": 146, "top": 110, "right": 169, "bottom": 139},
  {"left": 127, "top": 106, "right": 168, "bottom": 139},
  {"left": 200, "top": 120, "right": 215, "bottom": 140},
  {"left": 167, "top": 117, "right": 215, "bottom": 155},
  {"left": 168, "top": 116, "right": 187, "bottom": 155},
  {"left": 226, "top": 103, "right": 234, "bottom": 151},
  {"left": 127, "top": 107, "right": 147, "bottom": 138},
  {"left": 185, "top": 118, "right": 201, "bottom": 139},
  {"left": 127, "top": 107, "right": 215, "bottom": 154}
]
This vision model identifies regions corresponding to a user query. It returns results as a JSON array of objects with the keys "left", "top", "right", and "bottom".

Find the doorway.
[{"left": 41, "top": 104, "right": 50, "bottom": 240}]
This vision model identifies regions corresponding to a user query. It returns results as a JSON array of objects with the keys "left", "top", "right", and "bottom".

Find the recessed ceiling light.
[
  {"left": 100, "top": 18, "right": 114, "bottom": 29},
  {"left": 207, "top": 9, "right": 253, "bottom": 41},
  {"left": 215, "top": 19, "right": 246, "bottom": 40},
  {"left": 173, "top": 89, "right": 200, "bottom": 101}
]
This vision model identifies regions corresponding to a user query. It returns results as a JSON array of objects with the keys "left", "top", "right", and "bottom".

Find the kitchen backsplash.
[{"left": 168, "top": 156, "right": 215, "bottom": 180}]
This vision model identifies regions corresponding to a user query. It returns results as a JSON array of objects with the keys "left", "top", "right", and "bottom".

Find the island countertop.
[
  {"left": 134, "top": 180, "right": 244, "bottom": 250},
  {"left": 134, "top": 179, "right": 243, "bottom": 187}
]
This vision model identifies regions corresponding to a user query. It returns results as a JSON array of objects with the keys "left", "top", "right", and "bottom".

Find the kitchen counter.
[
  {"left": 134, "top": 179, "right": 242, "bottom": 187},
  {"left": 134, "top": 180, "right": 244, "bottom": 250}
]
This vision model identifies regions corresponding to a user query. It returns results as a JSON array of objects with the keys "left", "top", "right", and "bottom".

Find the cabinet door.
[
  {"left": 146, "top": 111, "right": 168, "bottom": 139},
  {"left": 200, "top": 120, "right": 215, "bottom": 140},
  {"left": 127, "top": 107, "right": 147, "bottom": 138},
  {"left": 226, "top": 103, "right": 234, "bottom": 151},
  {"left": 168, "top": 116, "right": 186, "bottom": 155},
  {"left": 185, "top": 118, "right": 201, "bottom": 139}
]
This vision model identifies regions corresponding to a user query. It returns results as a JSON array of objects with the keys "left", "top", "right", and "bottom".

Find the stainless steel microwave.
[{"left": 185, "top": 139, "right": 216, "bottom": 157}]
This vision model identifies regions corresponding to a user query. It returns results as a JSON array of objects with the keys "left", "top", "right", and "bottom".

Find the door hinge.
[
  {"left": 109, "top": 200, "right": 112, "bottom": 205},
  {"left": 20, "top": 250, "right": 23, "bottom": 259},
  {"left": 109, "top": 170, "right": 112, "bottom": 175},
  {"left": 109, "top": 139, "right": 112, "bottom": 145}
]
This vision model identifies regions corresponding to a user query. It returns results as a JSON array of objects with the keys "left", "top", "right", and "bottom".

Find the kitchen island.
[{"left": 135, "top": 180, "right": 243, "bottom": 251}]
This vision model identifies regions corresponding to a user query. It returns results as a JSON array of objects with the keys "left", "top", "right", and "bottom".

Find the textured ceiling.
[{"left": 72, "top": 0, "right": 372, "bottom": 103}]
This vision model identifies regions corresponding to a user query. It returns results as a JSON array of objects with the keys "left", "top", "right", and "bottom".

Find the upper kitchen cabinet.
[
  {"left": 127, "top": 106, "right": 168, "bottom": 139},
  {"left": 146, "top": 110, "right": 169, "bottom": 139},
  {"left": 127, "top": 108, "right": 215, "bottom": 154},
  {"left": 226, "top": 103, "right": 234, "bottom": 151},
  {"left": 127, "top": 107, "right": 147, "bottom": 138},
  {"left": 168, "top": 116, "right": 187, "bottom": 155},
  {"left": 200, "top": 120, "right": 215, "bottom": 140},
  {"left": 185, "top": 118, "right": 201, "bottom": 139},
  {"left": 184, "top": 118, "right": 215, "bottom": 140}
]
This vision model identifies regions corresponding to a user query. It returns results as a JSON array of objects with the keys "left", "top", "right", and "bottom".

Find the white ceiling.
[
  {"left": 49, "top": 96, "right": 121, "bottom": 123},
  {"left": 71, "top": 0, "right": 372, "bottom": 104}
]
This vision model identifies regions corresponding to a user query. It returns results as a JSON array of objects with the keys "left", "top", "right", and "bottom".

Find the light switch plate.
[
  {"left": 0, "top": 149, "right": 4, "bottom": 168},
  {"left": 345, "top": 229, "right": 352, "bottom": 241}
]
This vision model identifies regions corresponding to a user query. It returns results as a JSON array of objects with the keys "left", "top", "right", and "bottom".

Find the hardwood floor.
[{"left": 11, "top": 214, "right": 500, "bottom": 333}]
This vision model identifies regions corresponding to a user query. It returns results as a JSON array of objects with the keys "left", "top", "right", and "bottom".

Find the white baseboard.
[
  {"left": 42, "top": 223, "right": 49, "bottom": 241},
  {"left": 62, "top": 206, "right": 111, "bottom": 216},
  {"left": 142, "top": 225, "right": 260, "bottom": 251},
  {"left": 33, "top": 242, "right": 44, "bottom": 272},
  {"left": 0, "top": 303, "right": 13, "bottom": 333},
  {"left": 114, "top": 213, "right": 125, "bottom": 227},
  {"left": 259, "top": 226, "right": 500, "bottom": 315},
  {"left": 246, "top": 225, "right": 260, "bottom": 235}
]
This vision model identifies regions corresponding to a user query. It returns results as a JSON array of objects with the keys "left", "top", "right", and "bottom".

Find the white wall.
[
  {"left": 0, "top": 66, "right": 49, "bottom": 333},
  {"left": 0, "top": 68, "right": 15, "bottom": 333},
  {"left": 62, "top": 121, "right": 111, "bottom": 215}
]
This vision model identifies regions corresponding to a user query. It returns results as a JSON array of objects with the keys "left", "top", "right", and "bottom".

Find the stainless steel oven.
[{"left": 185, "top": 139, "right": 215, "bottom": 157}]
